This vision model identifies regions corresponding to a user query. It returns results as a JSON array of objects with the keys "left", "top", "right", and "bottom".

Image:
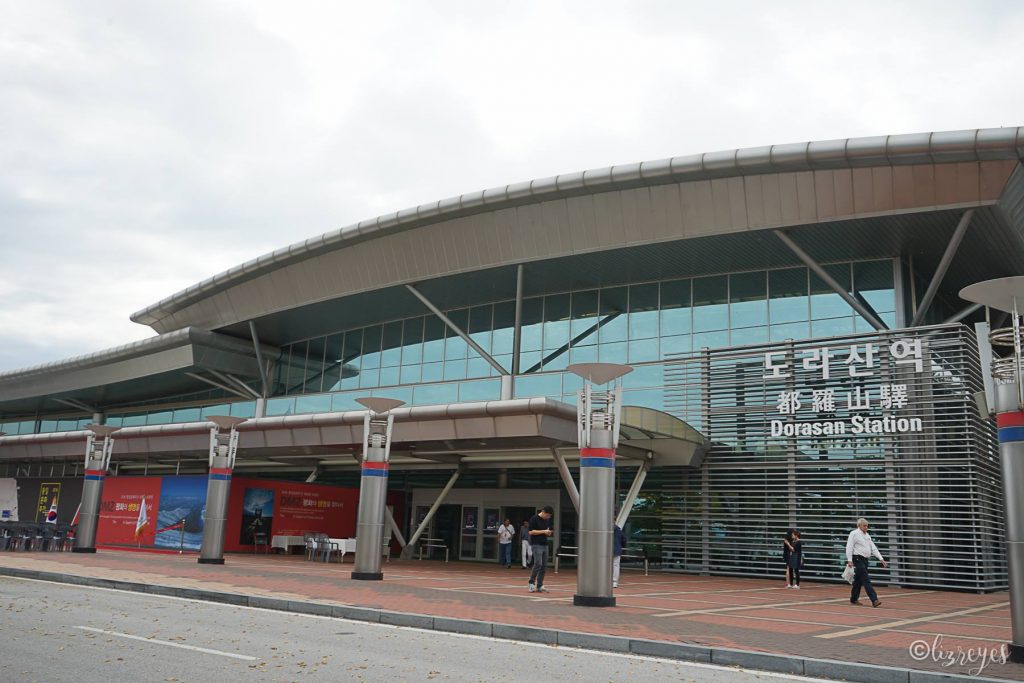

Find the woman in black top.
[
  {"left": 787, "top": 530, "right": 804, "bottom": 588},
  {"left": 782, "top": 529, "right": 794, "bottom": 586}
]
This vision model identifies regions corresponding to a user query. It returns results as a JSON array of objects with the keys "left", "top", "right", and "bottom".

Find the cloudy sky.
[{"left": 1, "top": 1, "right": 1021, "bottom": 371}]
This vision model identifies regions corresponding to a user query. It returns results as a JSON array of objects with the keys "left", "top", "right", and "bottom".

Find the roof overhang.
[{"left": 0, "top": 399, "right": 709, "bottom": 472}]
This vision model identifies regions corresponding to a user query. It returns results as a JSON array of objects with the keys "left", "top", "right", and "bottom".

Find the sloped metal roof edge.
[
  {"left": 131, "top": 127, "right": 1024, "bottom": 328},
  {"left": 0, "top": 328, "right": 266, "bottom": 384}
]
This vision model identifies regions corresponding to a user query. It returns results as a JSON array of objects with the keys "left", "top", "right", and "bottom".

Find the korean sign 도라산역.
[{"left": 765, "top": 338, "right": 926, "bottom": 438}]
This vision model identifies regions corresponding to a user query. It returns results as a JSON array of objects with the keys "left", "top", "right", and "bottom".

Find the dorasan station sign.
[{"left": 764, "top": 338, "right": 927, "bottom": 438}]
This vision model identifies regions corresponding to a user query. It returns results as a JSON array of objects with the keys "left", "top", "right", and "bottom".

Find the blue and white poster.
[{"left": 155, "top": 476, "right": 207, "bottom": 551}]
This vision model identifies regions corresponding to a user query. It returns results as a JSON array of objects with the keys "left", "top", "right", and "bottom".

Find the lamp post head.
[
  {"left": 355, "top": 397, "right": 406, "bottom": 415},
  {"left": 206, "top": 415, "right": 248, "bottom": 430},
  {"left": 86, "top": 424, "right": 120, "bottom": 438},
  {"left": 567, "top": 362, "right": 633, "bottom": 386}
]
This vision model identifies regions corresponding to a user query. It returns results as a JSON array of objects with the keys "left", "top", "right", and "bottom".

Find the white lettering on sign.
[
  {"left": 763, "top": 339, "right": 925, "bottom": 381},
  {"left": 770, "top": 416, "right": 924, "bottom": 437}
]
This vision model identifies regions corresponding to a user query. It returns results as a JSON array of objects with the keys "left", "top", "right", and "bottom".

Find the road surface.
[{"left": 0, "top": 576, "right": 826, "bottom": 682}]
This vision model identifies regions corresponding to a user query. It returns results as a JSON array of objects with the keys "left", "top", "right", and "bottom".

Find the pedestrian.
[
  {"left": 527, "top": 506, "right": 554, "bottom": 593},
  {"left": 782, "top": 529, "right": 794, "bottom": 587},
  {"left": 787, "top": 530, "right": 803, "bottom": 589},
  {"left": 497, "top": 517, "right": 515, "bottom": 568},
  {"left": 612, "top": 523, "right": 626, "bottom": 588},
  {"left": 520, "top": 519, "right": 532, "bottom": 569},
  {"left": 846, "top": 518, "right": 888, "bottom": 607}
]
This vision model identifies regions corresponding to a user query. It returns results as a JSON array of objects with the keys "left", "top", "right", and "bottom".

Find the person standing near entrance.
[
  {"left": 520, "top": 519, "right": 532, "bottom": 569},
  {"left": 612, "top": 523, "right": 626, "bottom": 588},
  {"left": 497, "top": 517, "right": 515, "bottom": 568},
  {"left": 527, "top": 506, "right": 554, "bottom": 593},
  {"left": 846, "top": 518, "right": 888, "bottom": 607},
  {"left": 787, "top": 530, "right": 803, "bottom": 589}
]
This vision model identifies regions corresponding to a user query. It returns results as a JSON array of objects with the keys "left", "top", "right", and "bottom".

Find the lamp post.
[
  {"left": 960, "top": 276, "right": 1024, "bottom": 663},
  {"left": 351, "top": 397, "right": 404, "bottom": 580},
  {"left": 74, "top": 424, "right": 120, "bottom": 553},
  {"left": 567, "top": 362, "right": 632, "bottom": 607},
  {"left": 198, "top": 415, "right": 247, "bottom": 565}
]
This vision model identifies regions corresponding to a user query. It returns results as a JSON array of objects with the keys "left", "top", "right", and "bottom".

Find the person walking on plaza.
[
  {"left": 520, "top": 519, "right": 532, "bottom": 569},
  {"left": 787, "top": 530, "right": 803, "bottom": 589},
  {"left": 612, "top": 523, "right": 626, "bottom": 588},
  {"left": 846, "top": 518, "right": 887, "bottom": 607},
  {"left": 527, "top": 506, "right": 554, "bottom": 593},
  {"left": 497, "top": 517, "right": 515, "bottom": 568}
]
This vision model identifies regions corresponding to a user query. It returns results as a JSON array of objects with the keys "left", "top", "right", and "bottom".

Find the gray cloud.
[{"left": 1, "top": 0, "right": 1022, "bottom": 369}]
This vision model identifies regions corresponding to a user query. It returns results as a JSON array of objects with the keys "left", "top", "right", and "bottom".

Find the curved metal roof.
[{"left": 131, "top": 127, "right": 1024, "bottom": 328}]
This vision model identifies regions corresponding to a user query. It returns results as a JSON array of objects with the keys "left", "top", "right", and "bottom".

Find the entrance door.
[
  {"left": 503, "top": 506, "right": 537, "bottom": 564},
  {"left": 432, "top": 504, "right": 461, "bottom": 560}
]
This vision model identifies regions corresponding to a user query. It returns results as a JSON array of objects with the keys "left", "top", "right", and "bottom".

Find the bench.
[
  {"left": 554, "top": 545, "right": 649, "bottom": 575},
  {"left": 417, "top": 537, "right": 449, "bottom": 563}
]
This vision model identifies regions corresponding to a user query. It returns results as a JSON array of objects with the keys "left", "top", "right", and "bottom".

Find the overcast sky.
[{"left": 1, "top": 1, "right": 1021, "bottom": 371}]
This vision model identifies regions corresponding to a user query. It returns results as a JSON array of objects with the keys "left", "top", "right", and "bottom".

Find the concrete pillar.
[
  {"left": 197, "top": 454, "right": 232, "bottom": 564},
  {"left": 994, "top": 380, "right": 1024, "bottom": 663},
  {"left": 574, "top": 427, "right": 616, "bottom": 607},
  {"left": 352, "top": 442, "right": 389, "bottom": 580},
  {"left": 73, "top": 426, "right": 117, "bottom": 553}
]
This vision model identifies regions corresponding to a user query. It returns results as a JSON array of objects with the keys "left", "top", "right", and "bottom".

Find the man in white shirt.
[
  {"left": 846, "top": 518, "right": 888, "bottom": 607},
  {"left": 497, "top": 518, "right": 515, "bottom": 568}
]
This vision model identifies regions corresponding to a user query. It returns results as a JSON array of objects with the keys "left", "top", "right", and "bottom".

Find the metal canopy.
[
  {"left": 960, "top": 276, "right": 1024, "bottom": 314},
  {"left": 0, "top": 399, "right": 708, "bottom": 472}
]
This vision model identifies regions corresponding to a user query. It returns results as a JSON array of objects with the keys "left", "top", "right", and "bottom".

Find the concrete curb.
[{"left": 1, "top": 566, "right": 1014, "bottom": 683}]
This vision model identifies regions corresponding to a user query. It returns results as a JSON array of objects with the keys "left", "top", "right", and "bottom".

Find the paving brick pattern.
[{"left": 1, "top": 550, "right": 1020, "bottom": 680}]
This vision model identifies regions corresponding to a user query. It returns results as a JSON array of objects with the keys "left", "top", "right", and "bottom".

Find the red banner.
[{"left": 96, "top": 476, "right": 162, "bottom": 546}]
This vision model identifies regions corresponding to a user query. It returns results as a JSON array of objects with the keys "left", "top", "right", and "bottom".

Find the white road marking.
[{"left": 74, "top": 626, "right": 257, "bottom": 661}]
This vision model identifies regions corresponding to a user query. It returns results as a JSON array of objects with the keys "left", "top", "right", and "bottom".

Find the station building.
[{"left": 2, "top": 127, "right": 1023, "bottom": 591}]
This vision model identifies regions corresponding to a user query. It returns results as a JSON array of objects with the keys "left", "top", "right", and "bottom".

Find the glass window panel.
[
  {"left": 371, "top": 386, "right": 413, "bottom": 405},
  {"left": 444, "top": 359, "right": 467, "bottom": 381},
  {"left": 623, "top": 388, "right": 665, "bottom": 412},
  {"left": 413, "top": 383, "right": 459, "bottom": 406},
  {"left": 492, "top": 301, "right": 515, "bottom": 356},
  {"left": 853, "top": 260, "right": 896, "bottom": 313},
  {"left": 423, "top": 317, "right": 445, "bottom": 363},
  {"left": 331, "top": 392, "right": 362, "bottom": 412},
  {"left": 519, "top": 350, "right": 542, "bottom": 373},
  {"left": 295, "top": 394, "right": 331, "bottom": 414},
  {"left": 738, "top": 326, "right": 769, "bottom": 345},
  {"left": 570, "top": 289, "right": 600, "bottom": 344},
  {"left": 230, "top": 402, "right": 256, "bottom": 418},
  {"left": 361, "top": 325, "right": 383, "bottom": 368},
  {"left": 493, "top": 354, "right": 512, "bottom": 377},
  {"left": 658, "top": 334, "right": 690, "bottom": 358},
  {"left": 400, "top": 364, "right": 422, "bottom": 385},
  {"left": 421, "top": 362, "right": 443, "bottom": 383},
  {"left": 562, "top": 372, "right": 582, "bottom": 396},
  {"left": 173, "top": 407, "right": 202, "bottom": 423},
  {"left": 459, "top": 378, "right": 501, "bottom": 402},
  {"left": 769, "top": 267, "right": 809, "bottom": 325},
  {"left": 104, "top": 417, "right": 122, "bottom": 428},
  {"left": 543, "top": 294, "right": 570, "bottom": 351},
  {"left": 599, "top": 341, "right": 628, "bottom": 364},
  {"left": 445, "top": 335, "right": 468, "bottom": 361},
  {"left": 730, "top": 271, "right": 767, "bottom": 328},
  {"left": 770, "top": 321, "right": 810, "bottom": 342},
  {"left": 323, "top": 333, "right": 345, "bottom": 391},
  {"left": 660, "top": 279, "right": 692, "bottom": 337},
  {"left": 343, "top": 329, "right": 362, "bottom": 369},
  {"left": 466, "top": 357, "right": 490, "bottom": 379},
  {"left": 304, "top": 336, "right": 328, "bottom": 393},
  {"left": 630, "top": 337, "right": 661, "bottom": 362},
  {"left": 56, "top": 418, "right": 80, "bottom": 431},
  {"left": 599, "top": 287, "right": 628, "bottom": 343},
  {"left": 692, "top": 275, "right": 729, "bottom": 332},
  {"left": 378, "top": 365, "right": 400, "bottom": 387},
  {"left": 339, "top": 365, "right": 360, "bottom": 390},
  {"left": 811, "top": 316, "right": 854, "bottom": 337},
  {"left": 520, "top": 297, "right": 544, "bottom": 352},
  {"left": 514, "top": 373, "right": 562, "bottom": 398},
  {"left": 359, "top": 366, "right": 380, "bottom": 389},
  {"left": 446, "top": 308, "right": 469, "bottom": 334},
  {"left": 381, "top": 322, "right": 403, "bottom": 367},
  {"left": 401, "top": 317, "right": 424, "bottom": 365},
  {"left": 810, "top": 263, "right": 853, "bottom": 320},
  {"left": 569, "top": 345, "right": 598, "bottom": 364},
  {"left": 286, "top": 341, "right": 308, "bottom": 394},
  {"left": 121, "top": 414, "right": 147, "bottom": 427},
  {"left": 628, "top": 283, "right": 659, "bottom": 340},
  {"left": 200, "top": 404, "right": 230, "bottom": 418},
  {"left": 693, "top": 329, "right": 730, "bottom": 349},
  {"left": 623, "top": 364, "right": 663, "bottom": 388},
  {"left": 468, "top": 305, "right": 493, "bottom": 354}
]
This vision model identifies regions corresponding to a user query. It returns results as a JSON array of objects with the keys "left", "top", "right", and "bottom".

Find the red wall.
[{"left": 96, "top": 476, "right": 162, "bottom": 546}]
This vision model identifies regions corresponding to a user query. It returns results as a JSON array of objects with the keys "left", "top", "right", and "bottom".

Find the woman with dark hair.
[
  {"left": 782, "top": 529, "right": 795, "bottom": 587},
  {"left": 787, "top": 530, "right": 804, "bottom": 589}
]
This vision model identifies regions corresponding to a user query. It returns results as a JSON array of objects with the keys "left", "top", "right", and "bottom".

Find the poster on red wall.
[{"left": 96, "top": 476, "right": 162, "bottom": 546}]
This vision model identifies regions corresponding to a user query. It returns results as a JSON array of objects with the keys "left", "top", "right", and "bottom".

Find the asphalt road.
[{"left": 0, "top": 577, "right": 826, "bottom": 683}]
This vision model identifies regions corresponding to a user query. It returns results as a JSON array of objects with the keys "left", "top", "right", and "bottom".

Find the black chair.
[{"left": 253, "top": 532, "right": 269, "bottom": 554}]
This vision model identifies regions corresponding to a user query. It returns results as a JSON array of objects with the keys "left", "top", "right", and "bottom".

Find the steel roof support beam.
[
  {"left": 248, "top": 321, "right": 270, "bottom": 398},
  {"left": 401, "top": 467, "right": 461, "bottom": 559},
  {"left": 385, "top": 507, "right": 407, "bottom": 549},
  {"left": 773, "top": 229, "right": 888, "bottom": 331},
  {"left": 526, "top": 313, "right": 622, "bottom": 374},
  {"left": 551, "top": 447, "right": 580, "bottom": 514},
  {"left": 53, "top": 397, "right": 98, "bottom": 413},
  {"left": 616, "top": 456, "right": 652, "bottom": 528},
  {"left": 185, "top": 372, "right": 252, "bottom": 400},
  {"left": 944, "top": 302, "right": 983, "bottom": 325},
  {"left": 911, "top": 209, "right": 974, "bottom": 327},
  {"left": 406, "top": 284, "right": 508, "bottom": 375},
  {"left": 208, "top": 369, "right": 262, "bottom": 400}
]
